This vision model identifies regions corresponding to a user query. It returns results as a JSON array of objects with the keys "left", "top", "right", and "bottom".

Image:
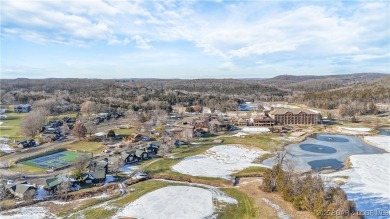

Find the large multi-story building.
[{"left": 269, "top": 108, "right": 318, "bottom": 125}]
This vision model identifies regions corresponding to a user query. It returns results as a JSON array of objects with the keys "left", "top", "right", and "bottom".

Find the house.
[
  {"left": 209, "top": 119, "right": 230, "bottom": 132},
  {"left": 45, "top": 174, "right": 75, "bottom": 193},
  {"left": 8, "top": 183, "right": 37, "bottom": 199},
  {"left": 88, "top": 159, "right": 108, "bottom": 172},
  {"left": 182, "top": 117, "right": 197, "bottom": 125},
  {"left": 179, "top": 125, "right": 195, "bottom": 139},
  {"left": 17, "top": 139, "right": 38, "bottom": 148},
  {"left": 14, "top": 104, "right": 31, "bottom": 113},
  {"left": 269, "top": 108, "right": 318, "bottom": 125},
  {"left": 236, "top": 117, "right": 251, "bottom": 126},
  {"left": 121, "top": 151, "right": 137, "bottom": 163},
  {"left": 90, "top": 170, "right": 106, "bottom": 184},
  {"left": 121, "top": 149, "right": 149, "bottom": 163},
  {"left": 251, "top": 114, "right": 276, "bottom": 127},
  {"left": 147, "top": 142, "right": 160, "bottom": 153},
  {"left": 135, "top": 149, "right": 149, "bottom": 160}
]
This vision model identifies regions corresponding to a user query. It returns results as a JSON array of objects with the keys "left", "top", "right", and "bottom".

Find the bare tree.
[
  {"left": 56, "top": 177, "right": 71, "bottom": 200},
  {"left": 84, "top": 120, "right": 97, "bottom": 137},
  {"left": 0, "top": 175, "right": 9, "bottom": 211},
  {"left": 272, "top": 146, "right": 288, "bottom": 166},
  {"left": 21, "top": 109, "right": 49, "bottom": 138},
  {"left": 73, "top": 156, "right": 89, "bottom": 180},
  {"left": 72, "top": 122, "right": 87, "bottom": 140},
  {"left": 80, "top": 101, "right": 97, "bottom": 119},
  {"left": 60, "top": 123, "right": 70, "bottom": 135},
  {"left": 111, "top": 156, "right": 124, "bottom": 176}
]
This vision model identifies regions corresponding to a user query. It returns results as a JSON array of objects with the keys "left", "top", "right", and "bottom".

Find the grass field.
[
  {"left": 112, "top": 128, "right": 134, "bottom": 137},
  {"left": 65, "top": 140, "right": 104, "bottom": 155},
  {"left": 0, "top": 112, "right": 27, "bottom": 141},
  {"left": 21, "top": 151, "right": 90, "bottom": 170},
  {"left": 220, "top": 133, "right": 285, "bottom": 151},
  {"left": 218, "top": 188, "right": 258, "bottom": 219},
  {"left": 9, "top": 163, "right": 47, "bottom": 174}
]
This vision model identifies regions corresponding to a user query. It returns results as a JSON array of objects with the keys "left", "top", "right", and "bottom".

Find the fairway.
[{"left": 21, "top": 151, "right": 90, "bottom": 170}]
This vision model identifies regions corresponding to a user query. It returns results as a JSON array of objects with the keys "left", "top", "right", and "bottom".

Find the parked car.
[{"left": 131, "top": 171, "right": 149, "bottom": 180}]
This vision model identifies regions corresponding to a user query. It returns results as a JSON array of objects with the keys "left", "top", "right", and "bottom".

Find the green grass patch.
[
  {"left": 58, "top": 194, "right": 119, "bottom": 218},
  {"left": 66, "top": 140, "right": 104, "bottom": 155},
  {"left": 218, "top": 188, "right": 257, "bottom": 219},
  {"left": 220, "top": 133, "right": 284, "bottom": 151},
  {"left": 112, "top": 128, "right": 134, "bottom": 137},
  {"left": 0, "top": 112, "right": 27, "bottom": 141},
  {"left": 113, "top": 180, "right": 172, "bottom": 206},
  {"left": 254, "top": 153, "right": 273, "bottom": 163},
  {"left": 48, "top": 112, "right": 78, "bottom": 121},
  {"left": 10, "top": 163, "right": 47, "bottom": 174},
  {"left": 83, "top": 208, "right": 114, "bottom": 219},
  {"left": 232, "top": 166, "right": 268, "bottom": 177}
]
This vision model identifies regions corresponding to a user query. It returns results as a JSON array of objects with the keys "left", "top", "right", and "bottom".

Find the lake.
[{"left": 262, "top": 134, "right": 385, "bottom": 171}]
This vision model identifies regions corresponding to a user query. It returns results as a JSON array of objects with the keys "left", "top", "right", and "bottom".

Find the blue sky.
[{"left": 1, "top": 0, "right": 389, "bottom": 79}]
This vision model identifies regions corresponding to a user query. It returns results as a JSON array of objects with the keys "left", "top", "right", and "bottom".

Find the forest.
[{"left": 0, "top": 73, "right": 388, "bottom": 116}]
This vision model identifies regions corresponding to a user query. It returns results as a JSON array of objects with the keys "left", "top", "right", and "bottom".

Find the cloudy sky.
[{"left": 1, "top": 0, "right": 389, "bottom": 79}]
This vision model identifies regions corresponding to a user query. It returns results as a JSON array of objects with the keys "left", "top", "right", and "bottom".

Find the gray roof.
[
  {"left": 90, "top": 170, "right": 106, "bottom": 179},
  {"left": 270, "top": 108, "right": 317, "bottom": 115},
  {"left": 13, "top": 184, "right": 36, "bottom": 194}
]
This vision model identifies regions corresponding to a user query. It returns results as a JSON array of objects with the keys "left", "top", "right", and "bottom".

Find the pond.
[
  {"left": 378, "top": 129, "right": 390, "bottom": 136},
  {"left": 262, "top": 134, "right": 385, "bottom": 171}
]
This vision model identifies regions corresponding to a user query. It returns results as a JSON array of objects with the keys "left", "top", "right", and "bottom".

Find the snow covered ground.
[
  {"left": 114, "top": 186, "right": 214, "bottom": 219},
  {"left": 94, "top": 132, "right": 105, "bottom": 136},
  {"left": 364, "top": 135, "right": 390, "bottom": 152},
  {"left": 0, "top": 206, "right": 56, "bottom": 219},
  {"left": 241, "top": 127, "right": 270, "bottom": 133},
  {"left": 262, "top": 198, "right": 290, "bottom": 219},
  {"left": 0, "top": 137, "right": 15, "bottom": 153},
  {"left": 342, "top": 127, "right": 371, "bottom": 132},
  {"left": 339, "top": 127, "right": 372, "bottom": 135},
  {"left": 322, "top": 154, "right": 390, "bottom": 217},
  {"left": 232, "top": 132, "right": 248, "bottom": 137},
  {"left": 172, "top": 145, "right": 268, "bottom": 179},
  {"left": 119, "top": 164, "right": 139, "bottom": 175}
]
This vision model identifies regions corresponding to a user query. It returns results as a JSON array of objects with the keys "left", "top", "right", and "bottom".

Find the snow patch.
[
  {"left": 341, "top": 127, "right": 371, "bottom": 132},
  {"left": 172, "top": 145, "right": 268, "bottom": 179},
  {"left": 323, "top": 154, "right": 390, "bottom": 213},
  {"left": 232, "top": 132, "right": 248, "bottom": 137},
  {"left": 94, "top": 132, "right": 105, "bottom": 136},
  {"left": 364, "top": 135, "right": 390, "bottom": 152},
  {"left": 242, "top": 127, "right": 270, "bottom": 133},
  {"left": 119, "top": 164, "right": 139, "bottom": 175},
  {"left": 0, "top": 206, "right": 56, "bottom": 219},
  {"left": 262, "top": 198, "right": 290, "bottom": 219},
  {"left": 114, "top": 186, "right": 214, "bottom": 219}
]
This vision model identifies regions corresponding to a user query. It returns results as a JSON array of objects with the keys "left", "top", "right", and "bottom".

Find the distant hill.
[{"left": 260, "top": 73, "right": 387, "bottom": 92}]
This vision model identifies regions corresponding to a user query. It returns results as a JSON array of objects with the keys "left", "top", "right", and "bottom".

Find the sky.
[{"left": 1, "top": 0, "right": 389, "bottom": 79}]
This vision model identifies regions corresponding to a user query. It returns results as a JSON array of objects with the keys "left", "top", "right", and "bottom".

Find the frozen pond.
[
  {"left": 322, "top": 154, "right": 390, "bottom": 219},
  {"left": 378, "top": 129, "right": 390, "bottom": 136},
  {"left": 263, "top": 134, "right": 385, "bottom": 171}
]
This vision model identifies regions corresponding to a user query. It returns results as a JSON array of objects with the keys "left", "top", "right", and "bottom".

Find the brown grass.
[{"left": 237, "top": 178, "right": 316, "bottom": 219}]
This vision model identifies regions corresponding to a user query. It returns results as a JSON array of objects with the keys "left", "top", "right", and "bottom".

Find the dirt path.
[{"left": 237, "top": 177, "right": 316, "bottom": 219}]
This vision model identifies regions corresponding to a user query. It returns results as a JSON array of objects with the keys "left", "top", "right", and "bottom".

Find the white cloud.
[
  {"left": 131, "top": 35, "right": 152, "bottom": 49},
  {"left": 1, "top": 0, "right": 389, "bottom": 76}
]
